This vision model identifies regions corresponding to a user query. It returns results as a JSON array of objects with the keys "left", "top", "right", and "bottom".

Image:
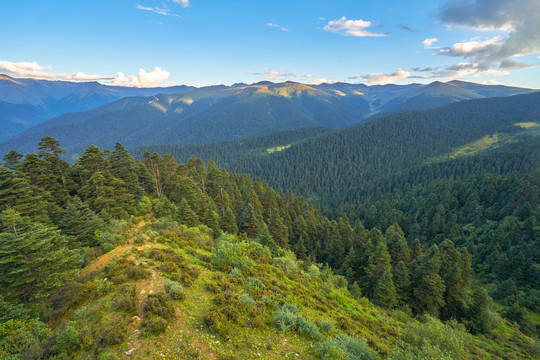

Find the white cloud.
[
  {"left": 440, "top": 36, "right": 503, "bottom": 57},
  {"left": 136, "top": 4, "right": 180, "bottom": 17},
  {"left": 248, "top": 69, "right": 338, "bottom": 85},
  {"left": 0, "top": 60, "right": 113, "bottom": 81},
  {"left": 349, "top": 70, "right": 411, "bottom": 85},
  {"left": 438, "top": 0, "right": 540, "bottom": 70},
  {"left": 480, "top": 79, "right": 515, "bottom": 86},
  {"left": 112, "top": 67, "right": 171, "bottom": 88},
  {"left": 266, "top": 23, "right": 289, "bottom": 32},
  {"left": 0, "top": 60, "right": 173, "bottom": 87},
  {"left": 171, "top": 0, "right": 190, "bottom": 8},
  {"left": 423, "top": 38, "right": 439, "bottom": 49},
  {"left": 323, "top": 17, "right": 387, "bottom": 37}
]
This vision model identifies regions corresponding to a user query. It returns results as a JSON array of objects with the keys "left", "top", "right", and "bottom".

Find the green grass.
[
  {"left": 514, "top": 122, "right": 539, "bottom": 128},
  {"left": 41, "top": 217, "right": 539, "bottom": 360},
  {"left": 267, "top": 144, "right": 292, "bottom": 154}
]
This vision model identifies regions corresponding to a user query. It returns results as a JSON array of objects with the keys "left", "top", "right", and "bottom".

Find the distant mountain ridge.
[
  {"left": 0, "top": 74, "right": 195, "bottom": 141},
  {"left": 0, "top": 77, "right": 535, "bottom": 156}
]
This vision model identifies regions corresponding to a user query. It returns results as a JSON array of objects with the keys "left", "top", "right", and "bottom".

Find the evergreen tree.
[
  {"left": 374, "top": 270, "right": 397, "bottom": 309},
  {"left": 0, "top": 210, "right": 82, "bottom": 302},
  {"left": 174, "top": 198, "right": 199, "bottom": 227},
  {"left": 411, "top": 245, "right": 446, "bottom": 316},
  {"left": 220, "top": 206, "right": 238, "bottom": 234},
  {"left": 256, "top": 225, "right": 279, "bottom": 256},
  {"left": 59, "top": 196, "right": 105, "bottom": 247},
  {"left": 268, "top": 208, "right": 289, "bottom": 249},
  {"left": 110, "top": 143, "right": 144, "bottom": 200},
  {"left": 2, "top": 150, "right": 22, "bottom": 171},
  {"left": 239, "top": 203, "right": 263, "bottom": 238},
  {"left": 393, "top": 261, "right": 411, "bottom": 305}
]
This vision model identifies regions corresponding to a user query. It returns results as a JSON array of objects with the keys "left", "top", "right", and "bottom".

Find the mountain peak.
[{"left": 0, "top": 74, "right": 22, "bottom": 84}]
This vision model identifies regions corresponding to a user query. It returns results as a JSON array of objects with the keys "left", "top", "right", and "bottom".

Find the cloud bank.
[
  {"left": 323, "top": 17, "right": 387, "bottom": 37},
  {"left": 438, "top": 0, "right": 540, "bottom": 70},
  {"left": 112, "top": 67, "right": 172, "bottom": 87},
  {"left": 0, "top": 60, "right": 173, "bottom": 87},
  {"left": 349, "top": 70, "right": 411, "bottom": 85},
  {"left": 248, "top": 69, "right": 338, "bottom": 85}
]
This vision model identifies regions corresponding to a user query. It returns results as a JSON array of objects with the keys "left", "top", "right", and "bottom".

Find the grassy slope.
[{"left": 45, "top": 217, "right": 538, "bottom": 360}]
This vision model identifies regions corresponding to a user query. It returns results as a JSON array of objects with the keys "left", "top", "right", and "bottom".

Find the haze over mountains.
[{"left": 0, "top": 75, "right": 535, "bottom": 156}]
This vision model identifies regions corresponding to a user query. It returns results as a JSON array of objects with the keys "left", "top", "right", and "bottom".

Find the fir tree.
[
  {"left": 174, "top": 198, "right": 199, "bottom": 227},
  {"left": 374, "top": 270, "right": 397, "bottom": 309},
  {"left": 0, "top": 210, "right": 82, "bottom": 302}
]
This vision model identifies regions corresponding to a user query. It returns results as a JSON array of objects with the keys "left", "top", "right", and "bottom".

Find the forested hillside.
[
  {"left": 2, "top": 138, "right": 538, "bottom": 359},
  {"left": 1, "top": 80, "right": 534, "bottom": 157},
  {"left": 183, "top": 92, "right": 540, "bottom": 207}
]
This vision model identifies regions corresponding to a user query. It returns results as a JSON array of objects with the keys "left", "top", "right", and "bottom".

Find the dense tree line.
[{"left": 0, "top": 137, "right": 493, "bottom": 336}]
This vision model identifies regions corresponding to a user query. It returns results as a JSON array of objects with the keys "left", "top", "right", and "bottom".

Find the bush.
[
  {"left": 211, "top": 234, "right": 253, "bottom": 271},
  {"left": 316, "top": 335, "right": 376, "bottom": 360},
  {"left": 142, "top": 316, "right": 168, "bottom": 336},
  {"left": 238, "top": 293, "right": 256, "bottom": 309},
  {"left": 114, "top": 284, "right": 137, "bottom": 312},
  {"left": 297, "top": 316, "right": 323, "bottom": 340},
  {"left": 143, "top": 292, "right": 175, "bottom": 319},
  {"left": 53, "top": 321, "right": 80, "bottom": 355},
  {"left": 165, "top": 280, "right": 185, "bottom": 300},
  {"left": 0, "top": 319, "right": 50, "bottom": 358},
  {"left": 393, "top": 316, "right": 470, "bottom": 360},
  {"left": 318, "top": 319, "right": 334, "bottom": 333},
  {"left": 274, "top": 303, "right": 300, "bottom": 333},
  {"left": 273, "top": 257, "right": 298, "bottom": 273}
]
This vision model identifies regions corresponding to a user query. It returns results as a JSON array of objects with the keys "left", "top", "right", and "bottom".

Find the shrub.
[
  {"left": 143, "top": 292, "right": 175, "bottom": 319},
  {"left": 273, "top": 257, "right": 298, "bottom": 273},
  {"left": 228, "top": 267, "right": 243, "bottom": 278},
  {"left": 211, "top": 234, "right": 253, "bottom": 271},
  {"left": 393, "top": 316, "right": 470, "bottom": 360},
  {"left": 53, "top": 321, "right": 80, "bottom": 354},
  {"left": 238, "top": 293, "right": 256, "bottom": 309},
  {"left": 318, "top": 319, "right": 334, "bottom": 333},
  {"left": 0, "top": 319, "right": 50, "bottom": 358},
  {"left": 142, "top": 316, "right": 168, "bottom": 336},
  {"left": 165, "top": 280, "right": 185, "bottom": 300},
  {"left": 274, "top": 303, "right": 300, "bottom": 333},
  {"left": 297, "top": 316, "right": 323, "bottom": 340},
  {"left": 316, "top": 335, "right": 376, "bottom": 360},
  {"left": 113, "top": 285, "right": 137, "bottom": 312}
]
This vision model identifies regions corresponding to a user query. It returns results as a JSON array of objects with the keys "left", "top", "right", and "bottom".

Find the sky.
[{"left": 1, "top": 0, "right": 539, "bottom": 88}]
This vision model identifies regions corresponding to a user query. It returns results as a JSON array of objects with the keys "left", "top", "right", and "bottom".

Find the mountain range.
[
  {"left": 0, "top": 74, "right": 195, "bottom": 142},
  {"left": 0, "top": 76, "right": 535, "bottom": 156}
]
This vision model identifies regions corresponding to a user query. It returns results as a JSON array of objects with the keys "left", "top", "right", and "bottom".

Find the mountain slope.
[
  {"left": 0, "top": 74, "right": 195, "bottom": 141},
  {"left": 183, "top": 92, "right": 540, "bottom": 206},
  {"left": 1, "top": 79, "right": 534, "bottom": 155}
]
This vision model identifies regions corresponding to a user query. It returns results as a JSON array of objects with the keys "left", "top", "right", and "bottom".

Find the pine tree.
[
  {"left": 256, "top": 225, "right": 279, "bottom": 256},
  {"left": 220, "top": 206, "right": 238, "bottom": 234},
  {"left": 2, "top": 150, "right": 23, "bottom": 171},
  {"left": 365, "top": 229, "right": 392, "bottom": 299},
  {"left": 411, "top": 244, "right": 446, "bottom": 316},
  {"left": 393, "top": 261, "right": 411, "bottom": 305},
  {"left": 75, "top": 145, "right": 109, "bottom": 186},
  {"left": 293, "top": 235, "right": 308, "bottom": 261},
  {"left": 59, "top": 196, "right": 105, "bottom": 247},
  {"left": 0, "top": 168, "right": 53, "bottom": 222},
  {"left": 0, "top": 210, "right": 82, "bottom": 302},
  {"left": 110, "top": 143, "right": 143, "bottom": 200},
  {"left": 374, "top": 270, "right": 397, "bottom": 309},
  {"left": 239, "top": 203, "right": 263, "bottom": 238},
  {"left": 174, "top": 198, "right": 199, "bottom": 227}
]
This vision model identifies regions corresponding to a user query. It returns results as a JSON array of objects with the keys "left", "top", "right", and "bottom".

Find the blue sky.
[{"left": 1, "top": 0, "right": 539, "bottom": 88}]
